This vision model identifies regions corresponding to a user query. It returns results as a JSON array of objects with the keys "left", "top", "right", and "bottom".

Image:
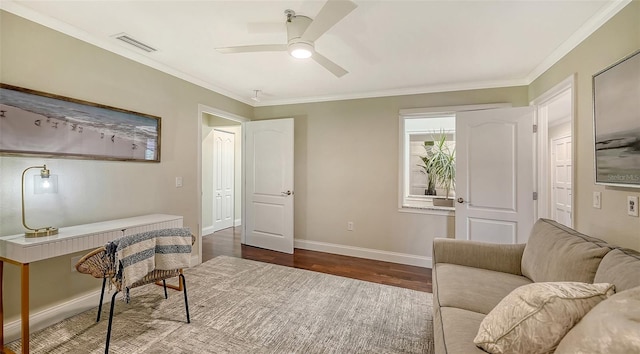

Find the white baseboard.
[
  {"left": 234, "top": 218, "right": 241, "bottom": 227},
  {"left": 4, "top": 288, "right": 104, "bottom": 343},
  {"left": 202, "top": 225, "right": 215, "bottom": 236},
  {"left": 294, "top": 239, "right": 432, "bottom": 268},
  {"left": 4, "top": 255, "right": 202, "bottom": 343}
]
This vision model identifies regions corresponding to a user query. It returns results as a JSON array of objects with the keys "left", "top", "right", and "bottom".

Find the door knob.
[
  {"left": 457, "top": 197, "right": 465, "bottom": 204},
  {"left": 281, "top": 190, "right": 293, "bottom": 196}
]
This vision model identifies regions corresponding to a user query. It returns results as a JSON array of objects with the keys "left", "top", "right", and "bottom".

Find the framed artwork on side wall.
[
  {"left": 0, "top": 84, "right": 161, "bottom": 162},
  {"left": 592, "top": 49, "right": 640, "bottom": 188}
]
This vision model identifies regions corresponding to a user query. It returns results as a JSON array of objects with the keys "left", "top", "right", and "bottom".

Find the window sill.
[{"left": 399, "top": 204, "right": 455, "bottom": 216}]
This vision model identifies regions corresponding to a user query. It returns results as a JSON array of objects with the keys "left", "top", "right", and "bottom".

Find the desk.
[{"left": 0, "top": 214, "right": 183, "bottom": 354}]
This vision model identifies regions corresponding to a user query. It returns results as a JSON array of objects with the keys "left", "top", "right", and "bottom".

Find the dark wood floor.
[{"left": 202, "top": 227, "right": 432, "bottom": 293}]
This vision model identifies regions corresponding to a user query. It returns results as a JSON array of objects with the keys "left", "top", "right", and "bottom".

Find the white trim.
[
  {"left": 294, "top": 239, "right": 432, "bottom": 268},
  {"left": 398, "top": 103, "right": 512, "bottom": 212},
  {"left": 397, "top": 207, "right": 454, "bottom": 216},
  {"left": 3, "top": 289, "right": 103, "bottom": 343},
  {"left": 526, "top": 0, "right": 633, "bottom": 83},
  {"left": 530, "top": 74, "right": 575, "bottom": 227},
  {"left": 202, "top": 225, "right": 216, "bottom": 236},
  {"left": 399, "top": 103, "right": 512, "bottom": 116},
  {"left": 1, "top": 0, "right": 629, "bottom": 107},
  {"left": 234, "top": 218, "right": 241, "bottom": 227},
  {"left": 255, "top": 79, "right": 527, "bottom": 107},
  {"left": 197, "top": 104, "right": 250, "bottom": 269},
  {"left": 0, "top": 1, "right": 256, "bottom": 107},
  {"left": 3, "top": 254, "right": 200, "bottom": 343}
]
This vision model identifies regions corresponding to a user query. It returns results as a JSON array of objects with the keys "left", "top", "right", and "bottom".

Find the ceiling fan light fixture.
[{"left": 289, "top": 41, "right": 314, "bottom": 59}]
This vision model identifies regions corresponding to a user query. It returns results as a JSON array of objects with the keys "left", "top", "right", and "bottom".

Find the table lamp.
[{"left": 21, "top": 164, "right": 59, "bottom": 237}]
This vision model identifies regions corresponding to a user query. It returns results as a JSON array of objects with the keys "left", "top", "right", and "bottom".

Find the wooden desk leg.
[{"left": 21, "top": 264, "right": 29, "bottom": 354}]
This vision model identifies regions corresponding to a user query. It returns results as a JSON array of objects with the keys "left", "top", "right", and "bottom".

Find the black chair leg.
[
  {"left": 162, "top": 279, "right": 168, "bottom": 299},
  {"left": 105, "top": 290, "right": 119, "bottom": 354},
  {"left": 179, "top": 273, "right": 190, "bottom": 323},
  {"left": 97, "top": 277, "right": 107, "bottom": 322}
]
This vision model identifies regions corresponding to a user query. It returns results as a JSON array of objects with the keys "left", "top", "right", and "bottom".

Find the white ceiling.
[{"left": 1, "top": 1, "right": 629, "bottom": 106}]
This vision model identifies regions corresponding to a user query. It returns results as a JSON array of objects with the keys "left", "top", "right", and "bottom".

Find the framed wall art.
[
  {"left": 592, "top": 49, "right": 640, "bottom": 188},
  {"left": 0, "top": 84, "right": 161, "bottom": 162}
]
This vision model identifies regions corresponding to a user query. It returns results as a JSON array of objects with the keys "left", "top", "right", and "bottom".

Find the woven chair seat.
[{"left": 75, "top": 235, "right": 195, "bottom": 292}]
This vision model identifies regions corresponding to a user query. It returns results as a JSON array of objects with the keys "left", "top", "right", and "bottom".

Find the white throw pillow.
[{"left": 474, "top": 282, "right": 615, "bottom": 354}]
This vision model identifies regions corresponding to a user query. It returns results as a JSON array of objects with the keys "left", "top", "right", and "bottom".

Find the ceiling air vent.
[{"left": 113, "top": 33, "right": 157, "bottom": 53}]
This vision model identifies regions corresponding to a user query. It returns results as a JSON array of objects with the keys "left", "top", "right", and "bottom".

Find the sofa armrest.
[{"left": 433, "top": 238, "right": 525, "bottom": 275}]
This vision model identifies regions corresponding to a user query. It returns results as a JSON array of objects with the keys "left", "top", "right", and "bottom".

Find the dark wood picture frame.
[
  {"left": 592, "top": 49, "right": 640, "bottom": 188},
  {"left": 0, "top": 84, "right": 161, "bottom": 162}
]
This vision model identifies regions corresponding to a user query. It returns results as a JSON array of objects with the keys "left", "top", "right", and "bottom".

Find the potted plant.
[
  {"left": 418, "top": 141, "right": 437, "bottom": 196},
  {"left": 420, "top": 133, "right": 455, "bottom": 207}
]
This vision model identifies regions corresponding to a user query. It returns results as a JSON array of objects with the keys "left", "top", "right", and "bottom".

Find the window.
[
  {"left": 400, "top": 113, "right": 456, "bottom": 210},
  {"left": 398, "top": 104, "right": 510, "bottom": 213}
]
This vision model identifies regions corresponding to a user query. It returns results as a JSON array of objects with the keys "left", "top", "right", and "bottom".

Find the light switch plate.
[
  {"left": 628, "top": 196, "right": 639, "bottom": 217},
  {"left": 593, "top": 192, "right": 601, "bottom": 209},
  {"left": 175, "top": 177, "right": 183, "bottom": 188}
]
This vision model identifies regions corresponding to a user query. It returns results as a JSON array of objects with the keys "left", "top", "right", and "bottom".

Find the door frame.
[
  {"left": 197, "top": 104, "right": 249, "bottom": 265},
  {"left": 530, "top": 74, "right": 575, "bottom": 226}
]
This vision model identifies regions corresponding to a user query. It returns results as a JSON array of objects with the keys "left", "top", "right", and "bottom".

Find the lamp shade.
[{"left": 34, "top": 174, "right": 58, "bottom": 194}]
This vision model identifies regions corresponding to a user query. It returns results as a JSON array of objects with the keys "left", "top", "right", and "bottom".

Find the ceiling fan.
[{"left": 215, "top": 0, "right": 357, "bottom": 78}]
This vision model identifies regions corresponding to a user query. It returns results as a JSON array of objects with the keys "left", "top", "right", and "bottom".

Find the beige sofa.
[{"left": 432, "top": 218, "right": 640, "bottom": 354}]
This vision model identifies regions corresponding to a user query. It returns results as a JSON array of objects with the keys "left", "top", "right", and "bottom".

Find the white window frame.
[{"left": 398, "top": 103, "right": 511, "bottom": 215}]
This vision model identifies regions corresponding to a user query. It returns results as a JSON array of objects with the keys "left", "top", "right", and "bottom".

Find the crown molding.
[
  {"left": 0, "top": 0, "right": 256, "bottom": 107},
  {"left": 525, "top": 0, "right": 632, "bottom": 83},
  {"left": 2, "top": 0, "right": 631, "bottom": 108}
]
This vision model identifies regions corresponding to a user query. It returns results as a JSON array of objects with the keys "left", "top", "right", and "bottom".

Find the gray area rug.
[{"left": 8, "top": 256, "right": 434, "bottom": 353}]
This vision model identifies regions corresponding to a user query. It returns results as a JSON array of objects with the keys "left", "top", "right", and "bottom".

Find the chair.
[{"left": 75, "top": 231, "right": 195, "bottom": 353}]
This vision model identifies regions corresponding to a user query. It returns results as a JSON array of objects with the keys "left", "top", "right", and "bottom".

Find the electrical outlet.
[
  {"left": 175, "top": 177, "right": 183, "bottom": 188},
  {"left": 347, "top": 221, "right": 354, "bottom": 231},
  {"left": 628, "top": 196, "right": 639, "bottom": 217},
  {"left": 593, "top": 192, "right": 601, "bottom": 209}
]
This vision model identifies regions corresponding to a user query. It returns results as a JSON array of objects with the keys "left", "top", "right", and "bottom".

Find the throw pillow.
[
  {"left": 555, "top": 285, "right": 640, "bottom": 354},
  {"left": 473, "top": 282, "right": 615, "bottom": 354}
]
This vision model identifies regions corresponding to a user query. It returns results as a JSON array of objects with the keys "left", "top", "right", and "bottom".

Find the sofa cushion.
[
  {"left": 439, "top": 307, "right": 487, "bottom": 354},
  {"left": 435, "top": 263, "right": 532, "bottom": 315},
  {"left": 555, "top": 285, "right": 640, "bottom": 354},
  {"left": 474, "top": 282, "right": 615, "bottom": 354},
  {"left": 594, "top": 248, "right": 640, "bottom": 292},
  {"left": 521, "top": 219, "right": 611, "bottom": 283}
]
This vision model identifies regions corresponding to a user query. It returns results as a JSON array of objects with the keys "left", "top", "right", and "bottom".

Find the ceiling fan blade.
[
  {"left": 302, "top": 0, "right": 357, "bottom": 42},
  {"left": 312, "top": 52, "right": 348, "bottom": 78},
  {"left": 216, "top": 44, "right": 287, "bottom": 54}
]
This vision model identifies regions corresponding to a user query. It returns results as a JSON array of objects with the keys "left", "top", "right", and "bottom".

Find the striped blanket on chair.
[{"left": 106, "top": 228, "right": 192, "bottom": 301}]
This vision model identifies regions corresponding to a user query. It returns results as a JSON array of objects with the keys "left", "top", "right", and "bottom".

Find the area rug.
[{"left": 7, "top": 256, "right": 434, "bottom": 353}]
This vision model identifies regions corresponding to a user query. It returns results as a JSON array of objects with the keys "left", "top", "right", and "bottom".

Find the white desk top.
[{"left": 0, "top": 214, "right": 183, "bottom": 263}]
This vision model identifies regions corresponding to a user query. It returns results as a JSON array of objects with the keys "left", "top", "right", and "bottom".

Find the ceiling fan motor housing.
[{"left": 286, "top": 15, "right": 314, "bottom": 54}]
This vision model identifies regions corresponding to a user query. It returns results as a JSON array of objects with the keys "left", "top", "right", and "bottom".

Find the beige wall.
[
  {"left": 254, "top": 87, "right": 529, "bottom": 258},
  {"left": 2, "top": 0, "right": 639, "bottom": 328},
  {"left": 529, "top": 1, "right": 640, "bottom": 250},
  {"left": 0, "top": 11, "right": 252, "bottom": 322}
]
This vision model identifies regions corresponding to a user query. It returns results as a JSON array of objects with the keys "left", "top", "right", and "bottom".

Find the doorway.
[
  {"left": 532, "top": 75, "right": 574, "bottom": 227},
  {"left": 197, "top": 104, "right": 249, "bottom": 264}
]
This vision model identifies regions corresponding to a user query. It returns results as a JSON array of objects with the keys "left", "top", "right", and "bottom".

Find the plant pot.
[{"left": 433, "top": 198, "right": 454, "bottom": 207}]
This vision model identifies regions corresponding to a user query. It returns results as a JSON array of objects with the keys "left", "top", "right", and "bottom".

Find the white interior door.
[
  {"left": 213, "top": 129, "right": 235, "bottom": 231},
  {"left": 551, "top": 135, "right": 572, "bottom": 227},
  {"left": 243, "top": 118, "right": 294, "bottom": 254},
  {"left": 456, "top": 106, "right": 535, "bottom": 244}
]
